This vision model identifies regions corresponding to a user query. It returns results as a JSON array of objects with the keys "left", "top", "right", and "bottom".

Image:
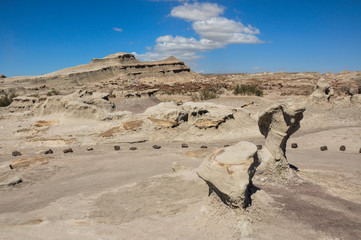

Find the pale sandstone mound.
[
  {"left": 8, "top": 96, "right": 39, "bottom": 113},
  {"left": 33, "top": 90, "right": 115, "bottom": 119},
  {"left": 182, "top": 102, "right": 234, "bottom": 129},
  {"left": 142, "top": 102, "right": 235, "bottom": 129},
  {"left": 116, "top": 90, "right": 161, "bottom": 113},
  {"left": 309, "top": 77, "right": 334, "bottom": 103},
  {"left": 256, "top": 103, "right": 306, "bottom": 180},
  {"left": 197, "top": 141, "right": 259, "bottom": 208}
]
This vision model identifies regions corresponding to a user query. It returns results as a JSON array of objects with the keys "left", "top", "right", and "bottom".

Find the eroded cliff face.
[{"left": 2, "top": 53, "right": 192, "bottom": 87}]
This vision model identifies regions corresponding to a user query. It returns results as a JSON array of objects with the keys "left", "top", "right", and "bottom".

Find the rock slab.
[{"left": 197, "top": 141, "right": 259, "bottom": 208}]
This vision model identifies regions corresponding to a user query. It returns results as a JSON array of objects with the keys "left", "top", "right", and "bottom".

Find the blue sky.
[{"left": 0, "top": 0, "right": 360, "bottom": 77}]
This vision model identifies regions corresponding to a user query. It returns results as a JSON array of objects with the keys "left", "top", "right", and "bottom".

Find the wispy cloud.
[
  {"left": 113, "top": 27, "right": 123, "bottom": 32},
  {"left": 135, "top": 2, "right": 263, "bottom": 66},
  {"left": 252, "top": 66, "right": 269, "bottom": 72}
]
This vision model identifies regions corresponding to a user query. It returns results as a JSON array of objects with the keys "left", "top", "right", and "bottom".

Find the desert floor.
[{"left": 0, "top": 95, "right": 360, "bottom": 240}]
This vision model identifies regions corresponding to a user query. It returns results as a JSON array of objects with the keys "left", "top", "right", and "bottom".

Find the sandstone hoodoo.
[
  {"left": 309, "top": 77, "right": 334, "bottom": 103},
  {"left": 256, "top": 103, "right": 306, "bottom": 180}
]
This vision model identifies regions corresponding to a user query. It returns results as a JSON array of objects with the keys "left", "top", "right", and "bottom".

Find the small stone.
[
  {"left": 12, "top": 151, "right": 22, "bottom": 157},
  {"left": 153, "top": 145, "right": 161, "bottom": 149},
  {"left": 291, "top": 143, "right": 298, "bottom": 148},
  {"left": 114, "top": 145, "right": 120, "bottom": 151},
  {"left": 45, "top": 149, "right": 53, "bottom": 154},
  {"left": 87, "top": 148, "right": 94, "bottom": 151},
  {"left": 339, "top": 145, "right": 346, "bottom": 151},
  {"left": 129, "top": 147, "right": 137, "bottom": 151},
  {"left": 224, "top": 145, "right": 230, "bottom": 147},
  {"left": 0, "top": 176, "right": 22, "bottom": 187},
  {"left": 181, "top": 143, "right": 188, "bottom": 148},
  {"left": 320, "top": 146, "right": 328, "bottom": 151},
  {"left": 256, "top": 145, "right": 262, "bottom": 150},
  {"left": 200, "top": 145, "right": 207, "bottom": 149},
  {"left": 63, "top": 148, "right": 73, "bottom": 153}
]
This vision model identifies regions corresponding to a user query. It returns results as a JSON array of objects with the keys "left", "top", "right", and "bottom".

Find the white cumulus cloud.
[
  {"left": 170, "top": 2, "right": 224, "bottom": 21},
  {"left": 135, "top": 2, "right": 263, "bottom": 66}
]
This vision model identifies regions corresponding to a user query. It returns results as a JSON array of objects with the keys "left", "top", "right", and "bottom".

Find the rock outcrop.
[
  {"left": 33, "top": 90, "right": 115, "bottom": 119},
  {"left": 197, "top": 141, "right": 259, "bottom": 208},
  {"left": 256, "top": 103, "right": 306, "bottom": 180},
  {"left": 4, "top": 53, "right": 192, "bottom": 87},
  {"left": 309, "top": 77, "right": 334, "bottom": 103}
]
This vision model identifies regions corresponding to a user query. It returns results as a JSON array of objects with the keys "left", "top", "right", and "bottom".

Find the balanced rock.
[
  {"left": 197, "top": 141, "right": 259, "bottom": 208},
  {"left": 256, "top": 103, "right": 305, "bottom": 180}
]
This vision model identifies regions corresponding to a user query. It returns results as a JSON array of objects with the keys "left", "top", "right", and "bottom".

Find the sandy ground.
[{"left": 0, "top": 95, "right": 360, "bottom": 240}]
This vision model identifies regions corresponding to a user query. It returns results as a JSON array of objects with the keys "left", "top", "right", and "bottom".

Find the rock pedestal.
[{"left": 256, "top": 103, "right": 305, "bottom": 180}]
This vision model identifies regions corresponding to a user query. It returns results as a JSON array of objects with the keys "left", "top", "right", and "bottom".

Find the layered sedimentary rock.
[
  {"left": 29, "top": 90, "right": 116, "bottom": 120},
  {"left": 256, "top": 103, "right": 306, "bottom": 180},
  {"left": 197, "top": 141, "right": 259, "bottom": 208},
  {"left": 4, "top": 53, "right": 191, "bottom": 86}
]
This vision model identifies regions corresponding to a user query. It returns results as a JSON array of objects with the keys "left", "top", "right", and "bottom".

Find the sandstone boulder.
[
  {"left": 182, "top": 102, "right": 234, "bottom": 129},
  {"left": 197, "top": 141, "right": 259, "bottom": 208},
  {"left": 256, "top": 103, "right": 305, "bottom": 180},
  {"left": 143, "top": 102, "right": 187, "bottom": 128}
]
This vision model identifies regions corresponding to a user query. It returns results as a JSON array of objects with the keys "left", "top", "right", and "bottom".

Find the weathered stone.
[
  {"left": 45, "top": 149, "right": 53, "bottom": 154},
  {"left": 12, "top": 151, "right": 22, "bottom": 157},
  {"left": 256, "top": 103, "right": 305, "bottom": 180},
  {"left": 197, "top": 141, "right": 259, "bottom": 208},
  {"left": 129, "top": 147, "right": 137, "bottom": 151},
  {"left": 0, "top": 176, "right": 22, "bottom": 187},
  {"left": 181, "top": 143, "right": 188, "bottom": 148},
  {"left": 182, "top": 102, "right": 234, "bottom": 129},
  {"left": 152, "top": 145, "right": 161, "bottom": 149},
  {"left": 63, "top": 148, "right": 73, "bottom": 153},
  {"left": 339, "top": 145, "right": 346, "bottom": 151},
  {"left": 309, "top": 77, "right": 334, "bottom": 103},
  {"left": 320, "top": 146, "right": 328, "bottom": 151},
  {"left": 114, "top": 146, "right": 120, "bottom": 151},
  {"left": 144, "top": 102, "right": 187, "bottom": 128},
  {"left": 291, "top": 143, "right": 298, "bottom": 148}
]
